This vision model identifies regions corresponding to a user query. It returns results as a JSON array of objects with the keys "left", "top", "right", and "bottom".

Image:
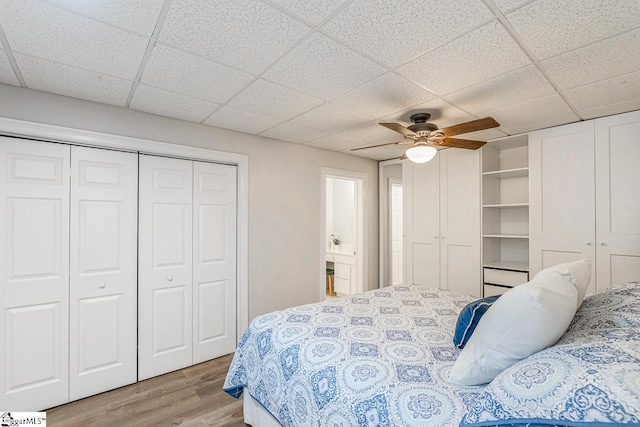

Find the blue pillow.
[{"left": 453, "top": 295, "right": 500, "bottom": 349}]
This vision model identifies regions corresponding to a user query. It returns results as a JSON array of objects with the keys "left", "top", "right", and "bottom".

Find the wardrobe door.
[
  {"left": 595, "top": 111, "right": 640, "bottom": 290},
  {"left": 0, "top": 137, "right": 70, "bottom": 410},
  {"left": 69, "top": 146, "right": 138, "bottom": 400},
  {"left": 403, "top": 158, "right": 440, "bottom": 287},
  {"left": 529, "top": 121, "right": 596, "bottom": 294},
  {"left": 192, "top": 162, "right": 237, "bottom": 363},
  {"left": 439, "top": 149, "right": 481, "bottom": 297},
  {"left": 139, "top": 155, "right": 193, "bottom": 380}
]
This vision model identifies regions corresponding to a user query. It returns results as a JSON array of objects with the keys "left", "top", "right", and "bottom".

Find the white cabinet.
[
  {"left": 330, "top": 253, "right": 356, "bottom": 295},
  {"left": 530, "top": 109, "right": 640, "bottom": 292},
  {"left": 138, "top": 155, "right": 237, "bottom": 380},
  {"left": 481, "top": 135, "right": 530, "bottom": 296},
  {"left": 0, "top": 138, "right": 138, "bottom": 411},
  {"left": 404, "top": 149, "right": 481, "bottom": 297}
]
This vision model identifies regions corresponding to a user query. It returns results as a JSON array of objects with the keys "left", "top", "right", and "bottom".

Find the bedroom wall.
[{"left": 0, "top": 83, "right": 379, "bottom": 320}]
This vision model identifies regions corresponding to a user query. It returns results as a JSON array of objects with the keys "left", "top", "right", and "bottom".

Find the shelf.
[
  {"left": 483, "top": 234, "right": 529, "bottom": 239},
  {"left": 483, "top": 203, "right": 529, "bottom": 208},
  {"left": 483, "top": 260, "right": 529, "bottom": 272},
  {"left": 482, "top": 167, "right": 529, "bottom": 179}
]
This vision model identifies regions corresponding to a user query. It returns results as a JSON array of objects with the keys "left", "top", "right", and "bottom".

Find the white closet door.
[
  {"left": 595, "top": 111, "right": 640, "bottom": 290},
  {"left": 192, "top": 162, "right": 237, "bottom": 363},
  {"left": 0, "top": 137, "right": 70, "bottom": 410},
  {"left": 439, "top": 149, "right": 481, "bottom": 297},
  {"left": 530, "top": 121, "right": 596, "bottom": 293},
  {"left": 139, "top": 155, "right": 193, "bottom": 380},
  {"left": 69, "top": 146, "right": 138, "bottom": 400},
  {"left": 403, "top": 159, "right": 440, "bottom": 287}
]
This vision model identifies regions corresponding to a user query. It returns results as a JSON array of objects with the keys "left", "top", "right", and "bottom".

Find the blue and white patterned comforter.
[{"left": 223, "top": 285, "right": 484, "bottom": 426}]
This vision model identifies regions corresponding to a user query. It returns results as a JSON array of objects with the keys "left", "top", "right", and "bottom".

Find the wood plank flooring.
[{"left": 47, "top": 354, "right": 248, "bottom": 427}]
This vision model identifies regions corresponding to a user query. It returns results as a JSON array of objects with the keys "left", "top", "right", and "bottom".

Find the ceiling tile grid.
[{"left": 0, "top": 0, "right": 639, "bottom": 160}]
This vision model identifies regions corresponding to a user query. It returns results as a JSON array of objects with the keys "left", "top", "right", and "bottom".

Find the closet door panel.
[
  {"left": 139, "top": 155, "right": 193, "bottom": 380},
  {"left": 595, "top": 111, "right": 640, "bottom": 290},
  {"left": 69, "top": 146, "right": 138, "bottom": 400},
  {"left": 193, "top": 162, "right": 237, "bottom": 363},
  {"left": 439, "top": 149, "right": 481, "bottom": 297},
  {"left": 0, "top": 137, "right": 70, "bottom": 410},
  {"left": 530, "top": 121, "right": 596, "bottom": 293},
  {"left": 403, "top": 159, "right": 440, "bottom": 287}
]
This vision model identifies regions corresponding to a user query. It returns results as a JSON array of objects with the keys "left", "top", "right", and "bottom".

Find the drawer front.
[
  {"left": 484, "top": 284, "right": 510, "bottom": 297},
  {"left": 483, "top": 268, "right": 528, "bottom": 286},
  {"left": 326, "top": 253, "right": 334, "bottom": 262},
  {"left": 334, "top": 254, "right": 354, "bottom": 264},
  {"left": 334, "top": 278, "right": 350, "bottom": 295},
  {"left": 335, "top": 262, "right": 351, "bottom": 280}
]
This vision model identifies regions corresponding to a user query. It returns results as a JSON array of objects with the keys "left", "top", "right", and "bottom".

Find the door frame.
[
  {"left": 320, "top": 168, "right": 368, "bottom": 300},
  {"left": 378, "top": 159, "right": 403, "bottom": 287},
  {"left": 0, "top": 117, "right": 249, "bottom": 340}
]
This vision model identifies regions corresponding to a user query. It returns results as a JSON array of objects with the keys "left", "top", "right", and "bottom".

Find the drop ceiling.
[{"left": 0, "top": 0, "right": 639, "bottom": 160}]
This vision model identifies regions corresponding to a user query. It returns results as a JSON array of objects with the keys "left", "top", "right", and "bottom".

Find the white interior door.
[
  {"left": 595, "top": 111, "right": 640, "bottom": 290},
  {"left": 139, "top": 155, "right": 193, "bottom": 380},
  {"left": 403, "top": 159, "right": 440, "bottom": 287},
  {"left": 439, "top": 149, "right": 481, "bottom": 297},
  {"left": 192, "top": 161, "right": 237, "bottom": 364},
  {"left": 530, "top": 121, "right": 596, "bottom": 293},
  {"left": 390, "top": 180, "right": 403, "bottom": 285},
  {"left": 0, "top": 137, "right": 70, "bottom": 410},
  {"left": 69, "top": 146, "right": 138, "bottom": 400}
]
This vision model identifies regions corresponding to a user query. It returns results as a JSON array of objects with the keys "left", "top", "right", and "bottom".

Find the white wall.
[{"left": 0, "top": 84, "right": 379, "bottom": 320}]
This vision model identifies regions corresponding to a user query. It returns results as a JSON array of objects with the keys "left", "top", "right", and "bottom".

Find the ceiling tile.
[
  {"left": 141, "top": 43, "right": 254, "bottom": 104},
  {"left": 304, "top": 134, "right": 361, "bottom": 151},
  {"left": 461, "top": 128, "right": 509, "bottom": 142},
  {"left": 564, "top": 70, "right": 640, "bottom": 113},
  {"left": 158, "top": 0, "right": 309, "bottom": 74},
  {"left": 0, "top": 49, "right": 19, "bottom": 86},
  {"left": 487, "top": 94, "right": 579, "bottom": 135},
  {"left": 345, "top": 145, "right": 400, "bottom": 161},
  {"left": 323, "top": 0, "right": 493, "bottom": 68},
  {"left": 0, "top": 0, "right": 148, "bottom": 80},
  {"left": 291, "top": 103, "right": 372, "bottom": 132},
  {"left": 444, "top": 65, "right": 555, "bottom": 115},
  {"left": 228, "top": 79, "right": 323, "bottom": 120},
  {"left": 16, "top": 53, "right": 131, "bottom": 106},
  {"left": 492, "top": 0, "right": 532, "bottom": 13},
  {"left": 398, "top": 21, "right": 531, "bottom": 96},
  {"left": 269, "top": 0, "right": 347, "bottom": 25},
  {"left": 333, "top": 72, "right": 436, "bottom": 118},
  {"left": 260, "top": 121, "right": 327, "bottom": 143},
  {"left": 42, "top": 0, "right": 165, "bottom": 36},
  {"left": 381, "top": 98, "right": 473, "bottom": 129},
  {"left": 579, "top": 98, "right": 640, "bottom": 120},
  {"left": 130, "top": 84, "right": 219, "bottom": 122},
  {"left": 263, "top": 33, "right": 385, "bottom": 100},
  {"left": 542, "top": 28, "right": 640, "bottom": 90},
  {"left": 336, "top": 121, "right": 399, "bottom": 145},
  {"left": 506, "top": 0, "right": 640, "bottom": 60},
  {"left": 203, "top": 105, "right": 281, "bottom": 134}
]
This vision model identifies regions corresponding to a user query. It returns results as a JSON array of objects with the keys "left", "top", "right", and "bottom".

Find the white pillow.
[
  {"left": 448, "top": 269, "right": 578, "bottom": 386},
  {"left": 548, "top": 259, "right": 591, "bottom": 307}
]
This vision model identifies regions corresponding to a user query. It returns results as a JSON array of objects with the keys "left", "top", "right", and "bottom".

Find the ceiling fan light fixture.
[{"left": 405, "top": 143, "right": 437, "bottom": 163}]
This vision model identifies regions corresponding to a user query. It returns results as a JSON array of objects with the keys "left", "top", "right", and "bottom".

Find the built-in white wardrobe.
[
  {"left": 0, "top": 137, "right": 238, "bottom": 411},
  {"left": 404, "top": 148, "right": 481, "bottom": 297},
  {"left": 529, "top": 109, "right": 640, "bottom": 293}
]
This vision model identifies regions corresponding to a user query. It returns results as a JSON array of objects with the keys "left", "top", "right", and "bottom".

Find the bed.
[{"left": 224, "top": 282, "right": 640, "bottom": 426}]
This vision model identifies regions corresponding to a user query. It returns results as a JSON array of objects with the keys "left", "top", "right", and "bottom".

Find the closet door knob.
[
  {"left": 99, "top": 283, "right": 105, "bottom": 289},
  {"left": 586, "top": 242, "right": 592, "bottom": 246},
  {"left": 600, "top": 242, "right": 607, "bottom": 246},
  {"left": 434, "top": 236, "right": 438, "bottom": 239},
  {"left": 441, "top": 236, "right": 446, "bottom": 239},
  {"left": 167, "top": 276, "right": 173, "bottom": 282}
]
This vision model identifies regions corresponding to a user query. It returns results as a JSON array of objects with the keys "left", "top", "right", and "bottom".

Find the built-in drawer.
[
  {"left": 483, "top": 268, "right": 528, "bottom": 287},
  {"left": 335, "top": 262, "right": 351, "bottom": 280},
  {"left": 484, "top": 284, "right": 511, "bottom": 297},
  {"left": 334, "top": 278, "right": 350, "bottom": 295}
]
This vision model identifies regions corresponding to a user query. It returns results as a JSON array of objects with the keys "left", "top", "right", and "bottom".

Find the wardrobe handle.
[
  {"left": 167, "top": 276, "right": 173, "bottom": 282},
  {"left": 586, "top": 242, "right": 592, "bottom": 246},
  {"left": 600, "top": 242, "right": 607, "bottom": 246},
  {"left": 99, "top": 283, "right": 105, "bottom": 289},
  {"left": 434, "top": 236, "right": 438, "bottom": 239}
]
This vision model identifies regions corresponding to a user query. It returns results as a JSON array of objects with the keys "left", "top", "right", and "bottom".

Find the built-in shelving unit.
[{"left": 481, "top": 134, "right": 530, "bottom": 296}]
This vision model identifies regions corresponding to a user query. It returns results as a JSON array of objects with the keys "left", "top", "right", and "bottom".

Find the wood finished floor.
[{"left": 47, "top": 354, "right": 248, "bottom": 427}]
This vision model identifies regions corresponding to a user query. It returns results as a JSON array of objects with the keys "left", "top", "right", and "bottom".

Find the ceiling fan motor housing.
[{"left": 408, "top": 113, "right": 438, "bottom": 136}]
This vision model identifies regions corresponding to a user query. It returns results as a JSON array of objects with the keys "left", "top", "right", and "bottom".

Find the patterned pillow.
[
  {"left": 566, "top": 282, "right": 640, "bottom": 334},
  {"left": 460, "top": 328, "right": 640, "bottom": 426},
  {"left": 453, "top": 295, "right": 500, "bottom": 349}
]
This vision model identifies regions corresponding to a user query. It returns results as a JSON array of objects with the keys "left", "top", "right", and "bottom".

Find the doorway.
[
  {"left": 321, "top": 168, "right": 367, "bottom": 300},
  {"left": 379, "top": 160, "right": 404, "bottom": 287},
  {"left": 390, "top": 178, "right": 403, "bottom": 284}
]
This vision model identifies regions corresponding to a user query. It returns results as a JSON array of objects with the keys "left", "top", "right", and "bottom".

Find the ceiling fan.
[{"left": 351, "top": 113, "right": 500, "bottom": 163}]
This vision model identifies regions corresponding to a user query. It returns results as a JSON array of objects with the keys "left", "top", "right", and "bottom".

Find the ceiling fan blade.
[
  {"left": 379, "top": 122, "right": 418, "bottom": 139},
  {"left": 438, "top": 137, "right": 487, "bottom": 150},
  {"left": 438, "top": 117, "right": 499, "bottom": 138},
  {"left": 350, "top": 141, "right": 402, "bottom": 151}
]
